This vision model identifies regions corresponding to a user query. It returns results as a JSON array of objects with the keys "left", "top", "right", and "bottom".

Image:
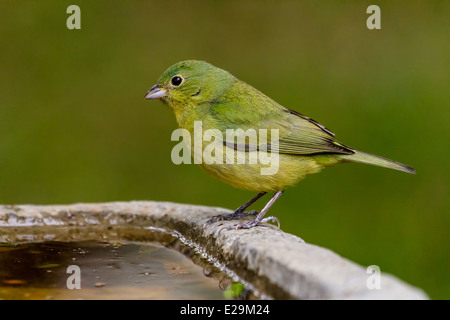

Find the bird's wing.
[
  {"left": 211, "top": 104, "right": 353, "bottom": 155},
  {"left": 273, "top": 109, "right": 354, "bottom": 155}
]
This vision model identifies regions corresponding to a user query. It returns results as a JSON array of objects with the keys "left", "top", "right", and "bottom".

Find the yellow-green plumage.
[{"left": 145, "top": 60, "right": 415, "bottom": 229}]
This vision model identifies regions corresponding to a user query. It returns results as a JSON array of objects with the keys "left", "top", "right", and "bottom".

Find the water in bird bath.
[{"left": 0, "top": 232, "right": 257, "bottom": 299}]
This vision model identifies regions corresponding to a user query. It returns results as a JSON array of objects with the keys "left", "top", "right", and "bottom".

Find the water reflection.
[{"left": 0, "top": 240, "right": 255, "bottom": 300}]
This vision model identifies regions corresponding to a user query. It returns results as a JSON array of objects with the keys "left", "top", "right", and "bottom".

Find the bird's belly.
[{"left": 198, "top": 151, "right": 323, "bottom": 192}]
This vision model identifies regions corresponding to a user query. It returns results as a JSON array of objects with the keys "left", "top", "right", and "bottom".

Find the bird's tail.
[{"left": 340, "top": 150, "right": 416, "bottom": 174}]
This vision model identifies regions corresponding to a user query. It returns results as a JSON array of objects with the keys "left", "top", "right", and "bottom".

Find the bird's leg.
[
  {"left": 206, "top": 192, "right": 267, "bottom": 224},
  {"left": 220, "top": 190, "right": 284, "bottom": 231},
  {"left": 233, "top": 191, "right": 267, "bottom": 215}
]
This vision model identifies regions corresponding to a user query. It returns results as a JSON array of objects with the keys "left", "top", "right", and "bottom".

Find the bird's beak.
[{"left": 145, "top": 84, "right": 168, "bottom": 100}]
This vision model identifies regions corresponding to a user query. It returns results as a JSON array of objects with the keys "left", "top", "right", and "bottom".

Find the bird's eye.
[{"left": 171, "top": 76, "right": 183, "bottom": 86}]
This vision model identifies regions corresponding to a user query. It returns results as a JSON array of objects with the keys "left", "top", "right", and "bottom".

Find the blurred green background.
[{"left": 0, "top": 1, "right": 448, "bottom": 299}]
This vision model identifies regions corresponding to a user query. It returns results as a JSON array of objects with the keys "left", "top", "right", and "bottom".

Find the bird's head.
[{"left": 145, "top": 60, "right": 235, "bottom": 114}]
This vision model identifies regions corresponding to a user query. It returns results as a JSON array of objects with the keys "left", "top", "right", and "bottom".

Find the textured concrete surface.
[{"left": 0, "top": 201, "right": 427, "bottom": 299}]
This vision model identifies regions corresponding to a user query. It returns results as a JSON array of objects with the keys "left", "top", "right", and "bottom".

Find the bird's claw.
[
  {"left": 205, "top": 210, "right": 258, "bottom": 226},
  {"left": 218, "top": 215, "right": 280, "bottom": 233},
  {"left": 262, "top": 216, "right": 281, "bottom": 229}
]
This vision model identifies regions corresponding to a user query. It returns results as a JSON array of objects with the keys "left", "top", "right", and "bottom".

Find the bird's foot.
[
  {"left": 205, "top": 210, "right": 258, "bottom": 225},
  {"left": 219, "top": 216, "right": 280, "bottom": 233}
]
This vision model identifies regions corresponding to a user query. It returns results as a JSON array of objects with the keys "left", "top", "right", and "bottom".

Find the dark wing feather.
[
  {"left": 269, "top": 109, "right": 354, "bottom": 155},
  {"left": 285, "top": 109, "right": 335, "bottom": 136}
]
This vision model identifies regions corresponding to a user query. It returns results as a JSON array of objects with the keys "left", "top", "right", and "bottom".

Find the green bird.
[{"left": 145, "top": 60, "right": 415, "bottom": 231}]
